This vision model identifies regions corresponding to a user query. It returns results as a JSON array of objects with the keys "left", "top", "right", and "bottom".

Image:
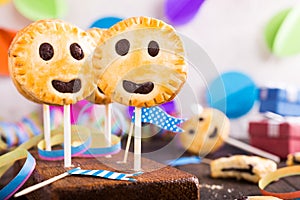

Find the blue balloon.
[
  {"left": 207, "top": 71, "right": 257, "bottom": 118},
  {"left": 89, "top": 16, "right": 123, "bottom": 29}
]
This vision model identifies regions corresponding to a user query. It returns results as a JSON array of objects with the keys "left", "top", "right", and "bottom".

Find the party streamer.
[
  {"left": 0, "top": 149, "right": 36, "bottom": 200},
  {"left": 37, "top": 126, "right": 121, "bottom": 159},
  {"left": 259, "top": 165, "right": 300, "bottom": 199}
]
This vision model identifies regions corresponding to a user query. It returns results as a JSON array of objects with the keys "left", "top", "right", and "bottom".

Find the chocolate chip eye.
[
  {"left": 70, "top": 43, "right": 84, "bottom": 60},
  {"left": 148, "top": 40, "right": 159, "bottom": 57},
  {"left": 39, "top": 43, "right": 54, "bottom": 61},
  {"left": 189, "top": 129, "right": 195, "bottom": 135},
  {"left": 115, "top": 39, "right": 130, "bottom": 56},
  {"left": 199, "top": 117, "right": 204, "bottom": 121}
]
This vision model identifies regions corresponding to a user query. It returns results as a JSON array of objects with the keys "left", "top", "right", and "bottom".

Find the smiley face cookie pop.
[
  {"left": 92, "top": 16, "right": 187, "bottom": 170},
  {"left": 9, "top": 19, "right": 97, "bottom": 167},
  {"left": 180, "top": 108, "right": 230, "bottom": 156},
  {"left": 180, "top": 107, "right": 280, "bottom": 162}
]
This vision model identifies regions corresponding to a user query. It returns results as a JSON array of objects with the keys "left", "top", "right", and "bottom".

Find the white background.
[{"left": 1, "top": 0, "right": 300, "bottom": 138}]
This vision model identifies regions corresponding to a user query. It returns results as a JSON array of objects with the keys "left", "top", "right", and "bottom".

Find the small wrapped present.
[
  {"left": 259, "top": 87, "right": 300, "bottom": 116},
  {"left": 249, "top": 118, "right": 300, "bottom": 158}
]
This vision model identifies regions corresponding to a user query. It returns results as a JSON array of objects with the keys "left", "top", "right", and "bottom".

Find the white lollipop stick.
[
  {"left": 43, "top": 104, "right": 51, "bottom": 151},
  {"left": 225, "top": 137, "right": 280, "bottom": 163},
  {"left": 134, "top": 107, "right": 142, "bottom": 171},
  {"left": 105, "top": 104, "right": 112, "bottom": 147},
  {"left": 64, "top": 105, "right": 72, "bottom": 167},
  {"left": 122, "top": 122, "right": 134, "bottom": 163},
  {"left": 14, "top": 171, "right": 70, "bottom": 197}
]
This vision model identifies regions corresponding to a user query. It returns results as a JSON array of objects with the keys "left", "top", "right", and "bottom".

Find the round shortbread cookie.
[
  {"left": 92, "top": 16, "right": 187, "bottom": 107},
  {"left": 9, "top": 19, "right": 97, "bottom": 105},
  {"left": 180, "top": 108, "right": 230, "bottom": 155}
]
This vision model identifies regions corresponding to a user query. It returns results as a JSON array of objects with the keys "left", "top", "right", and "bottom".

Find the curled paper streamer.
[
  {"left": 37, "top": 126, "right": 91, "bottom": 160},
  {"left": 259, "top": 165, "right": 300, "bottom": 199},
  {"left": 37, "top": 134, "right": 91, "bottom": 160},
  {"left": 37, "top": 126, "right": 121, "bottom": 160},
  {"left": 0, "top": 115, "right": 41, "bottom": 149},
  {"left": 80, "top": 132, "right": 121, "bottom": 157},
  {"left": 0, "top": 149, "right": 36, "bottom": 200},
  {"left": 131, "top": 106, "right": 186, "bottom": 133},
  {"left": 68, "top": 168, "right": 142, "bottom": 182}
]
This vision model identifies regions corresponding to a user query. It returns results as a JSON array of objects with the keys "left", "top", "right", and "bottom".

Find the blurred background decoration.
[{"left": 1, "top": 0, "right": 300, "bottom": 141}]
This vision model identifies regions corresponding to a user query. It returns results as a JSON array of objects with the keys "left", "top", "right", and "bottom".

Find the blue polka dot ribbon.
[
  {"left": 131, "top": 106, "right": 186, "bottom": 132},
  {"left": 68, "top": 168, "right": 142, "bottom": 182}
]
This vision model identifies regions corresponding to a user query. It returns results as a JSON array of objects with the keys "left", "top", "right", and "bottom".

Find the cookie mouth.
[
  {"left": 208, "top": 127, "right": 218, "bottom": 138},
  {"left": 97, "top": 87, "right": 104, "bottom": 94},
  {"left": 123, "top": 80, "right": 154, "bottom": 94},
  {"left": 52, "top": 79, "right": 81, "bottom": 93},
  {"left": 221, "top": 164, "right": 254, "bottom": 175}
]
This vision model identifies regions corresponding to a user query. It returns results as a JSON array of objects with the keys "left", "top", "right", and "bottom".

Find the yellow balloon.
[{"left": 0, "top": 0, "right": 10, "bottom": 5}]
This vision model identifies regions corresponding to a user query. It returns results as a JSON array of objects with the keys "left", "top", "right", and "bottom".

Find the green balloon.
[
  {"left": 265, "top": 7, "right": 300, "bottom": 57},
  {"left": 274, "top": 7, "right": 300, "bottom": 56},
  {"left": 13, "top": 0, "right": 67, "bottom": 21},
  {"left": 264, "top": 8, "right": 291, "bottom": 51}
]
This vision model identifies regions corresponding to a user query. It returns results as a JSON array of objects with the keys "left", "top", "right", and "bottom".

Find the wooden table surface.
[
  {"left": 1, "top": 135, "right": 300, "bottom": 200},
  {"left": 139, "top": 136, "right": 300, "bottom": 200}
]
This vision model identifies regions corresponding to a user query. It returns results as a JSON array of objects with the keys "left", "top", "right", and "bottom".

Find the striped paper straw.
[{"left": 68, "top": 168, "right": 142, "bottom": 182}]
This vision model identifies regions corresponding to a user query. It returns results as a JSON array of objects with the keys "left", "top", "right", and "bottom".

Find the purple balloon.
[
  {"left": 127, "top": 101, "right": 177, "bottom": 118},
  {"left": 164, "top": 0, "right": 205, "bottom": 25}
]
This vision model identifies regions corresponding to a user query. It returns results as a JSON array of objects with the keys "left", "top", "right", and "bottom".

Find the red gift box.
[{"left": 249, "top": 120, "right": 300, "bottom": 158}]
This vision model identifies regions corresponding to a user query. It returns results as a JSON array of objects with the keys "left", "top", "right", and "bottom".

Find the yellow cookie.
[
  {"left": 9, "top": 24, "right": 44, "bottom": 104},
  {"left": 92, "top": 16, "right": 187, "bottom": 107},
  {"left": 85, "top": 28, "right": 112, "bottom": 105},
  {"left": 180, "top": 108, "right": 230, "bottom": 155},
  {"left": 286, "top": 152, "right": 300, "bottom": 166},
  {"left": 9, "top": 19, "right": 97, "bottom": 105}
]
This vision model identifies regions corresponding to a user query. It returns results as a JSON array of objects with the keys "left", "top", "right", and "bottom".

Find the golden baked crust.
[
  {"left": 87, "top": 27, "right": 105, "bottom": 44},
  {"left": 92, "top": 16, "right": 187, "bottom": 107},
  {"left": 9, "top": 19, "right": 97, "bottom": 105},
  {"left": 180, "top": 108, "right": 230, "bottom": 156},
  {"left": 85, "top": 28, "right": 112, "bottom": 105},
  {"left": 210, "top": 155, "right": 277, "bottom": 183},
  {"left": 11, "top": 75, "right": 43, "bottom": 104}
]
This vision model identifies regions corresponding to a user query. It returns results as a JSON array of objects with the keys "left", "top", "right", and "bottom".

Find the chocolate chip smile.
[
  {"left": 221, "top": 164, "right": 255, "bottom": 175},
  {"left": 97, "top": 87, "right": 104, "bottom": 94},
  {"left": 123, "top": 80, "right": 154, "bottom": 94},
  {"left": 208, "top": 127, "right": 218, "bottom": 138},
  {"left": 52, "top": 79, "right": 81, "bottom": 93}
]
